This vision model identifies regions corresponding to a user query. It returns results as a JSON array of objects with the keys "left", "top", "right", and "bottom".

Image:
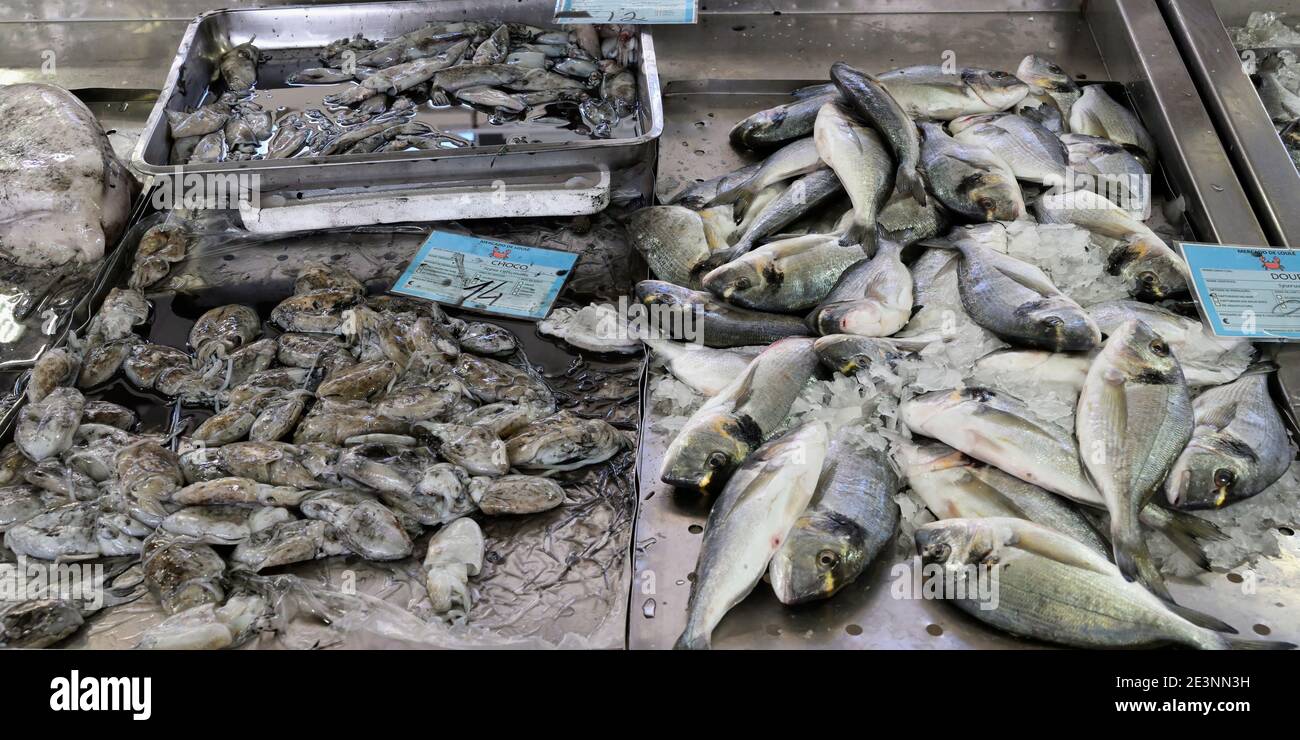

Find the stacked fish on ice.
[
  {"left": 637, "top": 56, "right": 1296, "bottom": 650},
  {"left": 2, "top": 261, "right": 630, "bottom": 649}
]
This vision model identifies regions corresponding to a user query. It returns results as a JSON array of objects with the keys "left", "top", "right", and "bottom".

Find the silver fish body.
[
  {"left": 703, "top": 235, "right": 864, "bottom": 312},
  {"left": 769, "top": 428, "right": 900, "bottom": 604},
  {"left": 1166, "top": 371, "right": 1294, "bottom": 509},
  {"left": 950, "top": 112, "right": 1068, "bottom": 185},
  {"left": 676, "top": 421, "right": 829, "bottom": 649},
  {"left": 1076, "top": 319, "right": 1192, "bottom": 598},
  {"left": 831, "top": 62, "right": 927, "bottom": 206},
  {"left": 937, "top": 229, "right": 1099, "bottom": 351},
  {"left": 814, "top": 102, "right": 894, "bottom": 249},
  {"left": 1068, "top": 85, "right": 1155, "bottom": 161},
  {"left": 878, "top": 65, "right": 1030, "bottom": 120},
  {"left": 895, "top": 439, "right": 1109, "bottom": 556},
  {"left": 915, "top": 518, "right": 1284, "bottom": 649},
  {"left": 808, "top": 240, "right": 913, "bottom": 337},
  {"left": 918, "top": 122, "right": 1024, "bottom": 221},
  {"left": 634, "top": 280, "right": 810, "bottom": 348},
  {"left": 659, "top": 337, "right": 820, "bottom": 492}
]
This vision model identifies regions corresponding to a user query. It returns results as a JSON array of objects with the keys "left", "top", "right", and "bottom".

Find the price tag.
[
  {"left": 1179, "top": 241, "right": 1300, "bottom": 340},
  {"left": 554, "top": 0, "right": 698, "bottom": 24},
  {"left": 392, "top": 230, "right": 578, "bottom": 321}
]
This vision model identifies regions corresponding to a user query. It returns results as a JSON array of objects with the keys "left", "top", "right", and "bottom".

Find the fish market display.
[
  {"left": 167, "top": 22, "right": 640, "bottom": 164},
  {"left": 2, "top": 259, "right": 632, "bottom": 649},
  {"left": 645, "top": 54, "right": 1294, "bottom": 650},
  {"left": 0, "top": 83, "right": 136, "bottom": 268}
]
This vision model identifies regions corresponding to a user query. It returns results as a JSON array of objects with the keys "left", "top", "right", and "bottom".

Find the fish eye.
[
  {"left": 817, "top": 549, "right": 840, "bottom": 569},
  {"left": 977, "top": 196, "right": 996, "bottom": 211},
  {"left": 1149, "top": 339, "right": 1170, "bottom": 357},
  {"left": 1139, "top": 271, "right": 1158, "bottom": 285},
  {"left": 1213, "top": 468, "right": 1236, "bottom": 489},
  {"left": 705, "top": 451, "right": 729, "bottom": 469},
  {"left": 1042, "top": 316, "right": 1064, "bottom": 328},
  {"left": 735, "top": 277, "right": 752, "bottom": 290},
  {"left": 926, "top": 543, "right": 951, "bottom": 562}
]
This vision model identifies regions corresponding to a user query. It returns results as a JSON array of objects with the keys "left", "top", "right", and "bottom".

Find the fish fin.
[
  {"left": 1007, "top": 523, "right": 1116, "bottom": 577},
  {"left": 1126, "top": 544, "right": 1173, "bottom": 602},
  {"left": 915, "top": 238, "right": 955, "bottom": 251},
  {"left": 1156, "top": 523, "right": 1213, "bottom": 571},
  {"left": 898, "top": 164, "right": 928, "bottom": 207},
  {"left": 1157, "top": 506, "right": 1230, "bottom": 543},
  {"left": 1237, "top": 360, "right": 1279, "bottom": 377},
  {"left": 839, "top": 221, "right": 878, "bottom": 253},
  {"left": 674, "top": 632, "right": 711, "bottom": 650},
  {"left": 1162, "top": 601, "right": 1238, "bottom": 634},
  {"left": 1195, "top": 400, "right": 1238, "bottom": 433},
  {"left": 729, "top": 365, "right": 760, "bottom": 410},
  {"left": 1225, "top": 637, "right": 1297, "bottom": 650},
  {"left": 987, "top": 252, "right": 1063, "bottom": 298}
]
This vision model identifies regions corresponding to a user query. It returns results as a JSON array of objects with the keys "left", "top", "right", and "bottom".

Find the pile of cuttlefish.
[
  {"left": 1, "top": 239, "right": 629, "bottom": 649},
  {"left": 629, "top": 57, "right": 1297, "bottom": 650},
  {"left": 167, "top": 20, "right": 639, "bottom": 164}
]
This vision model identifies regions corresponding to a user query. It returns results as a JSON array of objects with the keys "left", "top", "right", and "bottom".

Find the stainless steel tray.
[
  {"left": 634, "top": 0, "right": 1296, "bottom": 650},
  {"left": 130, "top": 0, "right": 664, "bottom": 194},
  {"left": 1161, "top": 0, "right": 1300, "bottom": 248}
]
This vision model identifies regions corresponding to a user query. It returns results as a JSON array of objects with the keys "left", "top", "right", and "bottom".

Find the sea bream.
[
  {"left": 830, "top": 62, "right": 927, "bottom": 206},
  {"left": 927, "top": 227, "right": 1099, "bottom": 351},
  {"left": 702, "top": 235, "right": 865, "bottom": 312},
  {"left": 634, "top": 280, "right": 810, "bottom": 348},
  {"left": 1166, "top": 369, "right": 1296, "bottom": 510},
  {"left": 1035, "top": 191, "right": 1188, "bottom": 300},
  {"left": 813, "top": 101, "right": 894, "bottom": 249},
  {"left": 807, "top": 240, "right": 913, "bottom": 337},
  {"left": 917, "top": 122, "right": 1024, "bottom": 221},
  {"left": 897, "top": 385, "right": 1223, "bottom": 565},
  {"left": 1076, "top": 319, "right": 1192, "bottom": 599},
  {"left": 915, "top": 517, "right": 1292, "bottom": 649},
  {"left": 768, "top": 427, "right": 901, "bottom": 604},
  {"left": 659, "top": 337, "right": 820, "bottom": 492},
  {"left": 676, "top": 421, "right": 829, "bottom": 649},
  {"left": 877, "top": 65, "right": 1030, "bottom": 121},
  {"left": 893, "top": 438, "right": 1109, "bottom": 556}
]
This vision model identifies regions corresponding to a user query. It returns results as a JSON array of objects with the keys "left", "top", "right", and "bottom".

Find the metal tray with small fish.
[
  {"left": 131, "top": 1, "right": 664, "bottom": 200},
  {"left": 630, "top": 0, "right": 1300, "bottom": 651}
]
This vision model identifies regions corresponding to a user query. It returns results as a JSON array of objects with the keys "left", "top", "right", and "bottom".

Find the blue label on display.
[
  {"left": 554, "top": 0, "right": 698, "bottom": 24},
  {"left": 1178, "top": 242, "right": 1300, "bottom": 341},
  {"left": 391, "top": 230, "right": 578, "bottom": 320}
]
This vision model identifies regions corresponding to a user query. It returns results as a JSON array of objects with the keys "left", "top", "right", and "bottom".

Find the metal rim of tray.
[{"left": 130, "top": 1, "right": 664, "bottom": 178}]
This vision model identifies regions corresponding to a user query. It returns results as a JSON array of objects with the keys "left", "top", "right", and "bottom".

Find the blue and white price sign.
[
  {"left": 554, "top": 0, "right": 698, "bottom": 24},
  {"left": 1179, "top": 241, "right": 1300, "bottom": 340},
  {"left": 392, "top": 230, "right": 578, "bottom": 320}
]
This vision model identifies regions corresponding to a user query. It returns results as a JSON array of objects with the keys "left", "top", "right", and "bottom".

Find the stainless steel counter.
[
  {"left": 634, "top": 0, "right": 1293, "bottom": 650},
  {"left": 1161, "top": 0, "right": 1300, "bottom": 249}
]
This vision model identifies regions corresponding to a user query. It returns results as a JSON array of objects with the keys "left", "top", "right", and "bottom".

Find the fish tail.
[
  {"left": 1161, "top": 507, "right": 1230, "bottom": 543},
  {"left": 1164, "top": 601, "right": 1238, "bottom": 634},
  {"left": 839, "top": 218, "right": 877, "bottom": 253},
  {"left": 1223, "top": 636, "right": 1297, "bottom": 650},
  {"left": 1116, "top": 538, "right": 1173, "bottom": 602},
  {"left": 673, "top": 628, "right": 711, "bottom": 651},
  {"left": 1153, "top": 508, "right": 1227, "bottom": 571},
  {"left": 897, "top": 164, "right": 928, "bottom": 207}
]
